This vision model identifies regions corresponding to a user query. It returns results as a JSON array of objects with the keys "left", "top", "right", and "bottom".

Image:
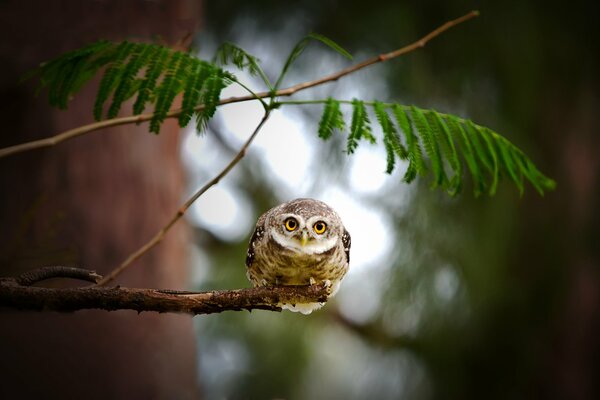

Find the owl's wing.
[
  {"left": 342, "top": 228, "right": 351, "bottom": 264},
  {"left": 245, "top": 213, "right": 267, "bottom": 268}
]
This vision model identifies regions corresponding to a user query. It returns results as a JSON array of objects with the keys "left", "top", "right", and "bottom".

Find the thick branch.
[
  {"left": 0, "top": 11, "right": 478, "bottom": 159},
  {"left": 0, "top": 278, "right": 330, "bottom": 315},
  {"left": 14, "top": 266, "right": 102, "bottom": 286}
]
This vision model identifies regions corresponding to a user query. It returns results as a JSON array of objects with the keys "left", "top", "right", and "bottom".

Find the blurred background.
[{"left": 1, "top": 1, "right": 599, "bottom": 399}]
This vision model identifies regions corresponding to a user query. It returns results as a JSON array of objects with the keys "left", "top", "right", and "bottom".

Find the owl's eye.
[
  {"left": 313, "top": 221, "right": 327, "bottom": 234},
  {"left": 284, "top": 217, "right": 298, "bottom": 232}
]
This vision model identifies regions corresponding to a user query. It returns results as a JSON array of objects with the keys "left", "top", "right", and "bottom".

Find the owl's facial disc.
[{"left": 272, "top": 214, "right": 337, "bottom": 254}]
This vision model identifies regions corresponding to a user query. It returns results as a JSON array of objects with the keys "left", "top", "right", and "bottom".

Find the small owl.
[{"left": 245, "top": 198, "right": 351, "bottom": 314}]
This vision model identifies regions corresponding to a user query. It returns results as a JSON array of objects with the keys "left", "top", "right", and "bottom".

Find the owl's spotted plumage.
[{"left": 246, "top": 198, "right": 351, "bottom": 314}]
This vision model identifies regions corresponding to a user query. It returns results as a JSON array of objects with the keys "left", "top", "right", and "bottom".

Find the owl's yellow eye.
[
  {"left": 284, "top": 217, "right": 298, "bottom": 232},
  {"left": 313, "top": 221, "right": 327, "bottom": 234}
]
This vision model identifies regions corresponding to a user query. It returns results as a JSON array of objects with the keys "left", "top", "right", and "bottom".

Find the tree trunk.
[{"left": 0, "top": 1, "right": 202, "bottom": 398}]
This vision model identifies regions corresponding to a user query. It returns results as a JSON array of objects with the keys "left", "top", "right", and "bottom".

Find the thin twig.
[
  {"left": 14, "top": 266, "right": 102, "bottom": 286},
  {"left": 0, "top": 279, "right": 330, "bottom": 315},
  {"left": 96, "top": 110, "right": 272, "bottom": 286},
  {"left": 0, "top": 11, "right": 478, "bottom": 160}
]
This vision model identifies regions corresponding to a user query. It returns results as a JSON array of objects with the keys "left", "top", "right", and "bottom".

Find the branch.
[
  {"left": 0, "top": 273, "right": 330, "bottom": 315},
  {"left": 14, "top": 266, "right": 102, "bottom": 286},
  {"left": 0, "top": 11, "right": 478, "bottom": 159},
  {"left": 96, "top": 109, "right": 272, "bottom": 286}
]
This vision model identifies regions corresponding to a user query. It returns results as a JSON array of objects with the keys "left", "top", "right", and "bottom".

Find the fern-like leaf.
[
  {"left": 445, "top": 115, "right": 486, "bottom": 196},
  {"left": 411, "top": 106, "right": 447, "bottom": 188},
  {"left": 107, "top": 44, "right": 158, "bottom": 119},
  {"left": 196, "top": 70, "right": 231, "bottom": 133},
  {"left": 373, "top": 101, "right": 406, "bottom": 173},
  {"left": 348, "top": 99, "right": 374, "bottom": 154},
  {"left": 213, "top": 42, "right": 262, "bottom": 76},
  {"left": 431, "top": 113, "right": 463, "bottom": 195},
  {"left": 275, "top": 34, "right": 352, "bottom": 90},
  {"left": 179, "top": 62, "right": 211, "bottom": 127},
  {"left": 93, "top": 41, "right": 135, "bottom": 120},
  {"left": 150, "top": 51, "right": 186, "bottom": 133},
  {"left": 318, "top": 97, "right": 345, "bottom": 140},
  {"left": 391, "top": 105, "right": 426, "bottom": 183},
  {"left": 314, "top": 99, "right": 554, "bottom": 196},
  {"left": 132, "top": 46, "right": 171, "bottom": 115},
  {"left": 32, "top": 40, "right": 233, "bottom": 134}
]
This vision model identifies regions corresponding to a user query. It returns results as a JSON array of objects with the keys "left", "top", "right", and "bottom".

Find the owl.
[{"left": 245, "top": 198, "right": 351, "bottom": 314}]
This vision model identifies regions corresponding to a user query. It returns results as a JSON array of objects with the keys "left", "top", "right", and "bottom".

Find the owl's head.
[{"left": 268, "top": 198, "right": 342, "bottom": 254}]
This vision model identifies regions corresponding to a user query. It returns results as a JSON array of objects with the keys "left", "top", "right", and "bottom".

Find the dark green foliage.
[
  {"left": 213, "top": 42, "right": 263, "bottom": 77},
  {"left": 274, "top": 33, "right": 352, "bottom": 90},
  {"left": 316, "top": 99, "right": 556, "bottom": 196},
  {"left": 31, "top": 40, "right": 231, "bottom": 134},
  {"left": 374, "top": 101, "right": 406, "bottom": 173},
  {"left": 347, "top": 99, "right": 375, "bottom": 154},
  {"left": 318, "top": 97, "right": 345, "bottom": 140},
  {"left": 392, "top": 105, "right": 426, "bottom": 183},
  {"left": 28, "top": 35, "right": 555, "bottom": 197}
]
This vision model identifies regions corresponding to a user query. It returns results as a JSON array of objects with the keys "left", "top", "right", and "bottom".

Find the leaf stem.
[{"left": 96, "top": 109, "right": 272, "bottom": 286}]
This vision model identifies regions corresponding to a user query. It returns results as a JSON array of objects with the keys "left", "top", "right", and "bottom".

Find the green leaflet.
[
  {"left": 446, "top": 115, "right": 486, "bottom": 196},
  {"left": 318, "top": 98, "right": 345, "bottom": 140},
  {"left": 107, "top": 44, "right": 158, "bottom": 119},
  {"left": 150, "top": 51, "right": 186, "bottom": 134},
  {"left": 274, "top": 34, "right": 353, "bottom": 90},
  {"left": 132, "top": 46, "right": 171, "bottom": 115},
  {"left": 93, "top": 41, "right": 135, "bottom": 120},
  {"left": 411, "top": 106, "right": 447, "bottom": 188},
  {"left": 431, "top": 113, "right": 463, "bottom": 195},
  {"left": 348, "top": 99, "right": 373, "bottom": 153},
  {"left": 374, "top": 101, "right": 405, "bottom": 174},
  {"left": 392, "top": 105, "right": 426, "bottom": 183}
]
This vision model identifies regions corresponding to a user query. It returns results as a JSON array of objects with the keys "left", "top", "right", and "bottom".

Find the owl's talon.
[
  {"left": 322, "top": 279, "right": 332, "bottom": 288},
  {"left": 309, "top": 277, "right": 317, "bottom": 285}
]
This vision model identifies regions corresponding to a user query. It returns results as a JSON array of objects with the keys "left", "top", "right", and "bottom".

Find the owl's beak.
[{"left": 300, "top": 230, "right": 309, "bottom": 247}]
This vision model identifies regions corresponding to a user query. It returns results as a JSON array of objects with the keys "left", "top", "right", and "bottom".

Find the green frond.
[
  {"left": 35, "top": 40, "right": 114, "bottom": 109},
  {"left": 93, "top": 41, "right": 135, "bottom": 120},
  {"left": 31, "top": 39, "right": 233, "bottom": 134},
  {"left": 477, "top": 128, "right": 500, "bottom": 195},
  {"left": 307, "top": 33, "right": 353, "bottom": 60},
  {"left": 391, "top": 105, "right": 426, "bottom": 183},
  {"left": 196, "top": 69, "right": 230, "bottom": 133},
  {"left": 107, "top": 44, "right": 158, "bottom": 119},
  {"left": 150, "top": 51, "right": 186, "bottom": 133},
  {"left": 348, "top": 99, "right": 373, "bottom": 154},
  {"left": 495, "top": 135, "right": 525, "bottom": 195},
  {"left": 445, "top": 115, "right": 486, "bottom": 196},
  {"left": 431, "top": 113, "right": 463, "bottom": 195},
  {"left": 179, "top": 62, "right": 211, "bottom": 127},
  {"left": 410, "top": 106, "right": 447, "bottom": 188},
  {"left": 318, "top": 97, "right": 345, "bottom": 140},
  {"left": 213, "top": 42, "right": 262, "bottom": 76},
  {"left": 275, "top": 33, "right": 352, "bottom": 90},
  {"left": 132, "top": 46, "right": 171, "bottom": 115},
  {"left": 373, "top": 101, "right": 406, "bottom": 174},
  {"left": 307, "top": 98, "right": 553, "bottom": 196}
]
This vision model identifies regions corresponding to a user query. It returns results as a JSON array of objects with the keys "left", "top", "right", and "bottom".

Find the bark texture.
[{"left": 0, "top": 1, "right": 202, "bottom": 398}]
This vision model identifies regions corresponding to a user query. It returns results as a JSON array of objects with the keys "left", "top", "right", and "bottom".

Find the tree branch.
[
  {"left": 96, "top": 109, "right": 272, "bottom": 286},
  {"left": 14, "top": 266, "right": 102, "bottom": 286},
  {"left": 0, "top": 273, "right": 330, "bottom": 315},
  {"left": 0, "top": 11, "right": 478, "bottom": 159}
]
